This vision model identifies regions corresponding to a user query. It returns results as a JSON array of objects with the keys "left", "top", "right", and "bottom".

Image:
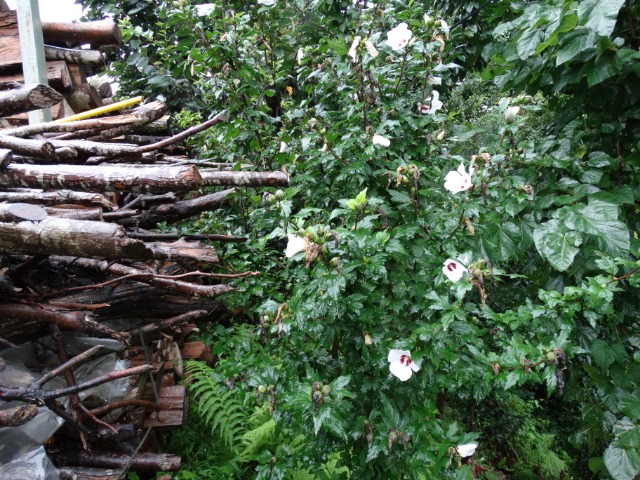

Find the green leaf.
[
  {"left": 620, "top": 394, "right": 640, "bottom": 419},
  {"left": 590, "top": 339, "right": 627, "bottom": 371},
  {"left": 619, "top": 427, "right": 640, "bottom": 448},
  {"left": 533, "top": 220, "right": 582, "bottom": 271},
  {"left": 578, "top": 0, "right": 625, "bottom": 37},
  {"left": 603, "top": 444, "right": 640, "bottom": 480},
  {"left": 587, "top": 52, "right": 622, "bottom": 86},
  {"left": 556, "top": 29, "right": 599, "bottom": 65},
  {"left": 567, "top": 200, "right": 630, "bottom": 257}
]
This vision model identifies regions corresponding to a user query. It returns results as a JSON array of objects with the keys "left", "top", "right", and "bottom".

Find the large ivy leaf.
[
  {"left": 578, "top": 0, "right": 625, "bottom": 37},
  {"left": 533, "top": 220, "right": 582, "bottom": 271},
  {"left": 603, "top": 444, "right": 640, "bottom": 480}
]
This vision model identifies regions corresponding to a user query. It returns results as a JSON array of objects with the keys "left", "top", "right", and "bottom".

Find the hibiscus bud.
[
  {"left": 264, "top": 193, "right": 276, "bottom": 205},
  {"left": 257, "top": 385, "right": 267, "bottom": 393},
  {"left": 321, "top": 385, "right": 332, "bottom": 396},
  {"left": 275, "top": 189, "right": 285, "bottom": 199},
  {"left": 546, "top": 351, "right": 556, "bottom": 362},
  {"left": 308, "top": 117, "right": 318, "bottom": 129}
]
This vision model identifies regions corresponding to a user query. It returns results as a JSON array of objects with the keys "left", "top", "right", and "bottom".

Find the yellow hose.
[{"left": 53, "top": 96, "right": 144, "bottom": 123}]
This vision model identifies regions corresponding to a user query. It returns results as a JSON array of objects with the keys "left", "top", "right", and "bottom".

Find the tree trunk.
[
  {"left": 0, "top": 83, "right": 63, "bottom": 116},
  {"left": 0, "top": 163, "right": 202, "bottom": 193}
]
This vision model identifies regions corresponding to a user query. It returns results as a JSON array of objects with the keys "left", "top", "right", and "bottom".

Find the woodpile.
[
  {"left": 0, "top": 9, "right": 121, "bottom": 124},
  {"left": 0, "top": 58, "right": 287, "bottom": 480}
]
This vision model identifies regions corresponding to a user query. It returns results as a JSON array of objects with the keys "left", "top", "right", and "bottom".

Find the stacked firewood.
[
  {"left": 0, "top": 97, "right": 286, "bottom": 478},
  {"left": 0, "top": 9, "right": 125, "bottom": 123}
]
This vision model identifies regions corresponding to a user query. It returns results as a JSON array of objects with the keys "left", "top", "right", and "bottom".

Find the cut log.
[
  {"left": 0, "top": 83, "right": 63, "bottom": 116},
  {"left": 52, "top": 451, "right": 181, "bottom": 472},
  {"left": 0, "top": 13, "right": 121, "bottom": 47},
  {"left": 0, "top": 147, "right": 12, "bottom": 167},
  {"left": 51, "top": 256, "right": 235, "bottom": 297},
  {"left": 0, "top": 404, "right": 38, "bottom": 427},
  {"left": 0, "top": 201, "right": 47, "bottom": 221},
  {"left": 0, "top": 134, "right": 140, "bottom": 159},
  {"left": 44, "top": 205, "right": 103, "bottom": 221},
  {"left": 3, "top": 100, "right": 166, "bottom": 138},
  {"left": 66, "top": 83, "right": 104, "bottom": 113},
  {"left": 200, "top": 169, "right": 289, "bottom": 187},
  {"left": 0, "top": 188, "right": 117, "bottom": 209},
  {"left": 0, "top": 164, "right": 202, "bottom": 193},
  {"left": 51, "top": 277, "right": 228, "bottom": 322},
  {"left": 0, "top": 34, "right": 104, "bottom": 68},
  {"left": 58, "top": 466, "right": 132, "bottom": 480},
  {"left": 0, "top": 303, "right": 127, "bottom": 341},
  {"left": 45, "top": 45, "right": 105, "bottom": 66},
  {"left": 0, "top": 216, "right": 219, "bottom": 263},
  {"left": 0, "top": 60, "right": 74, "bottom": 92},
  {"left": 117, "top": 188, "right": 234, "bottom": 229},
  {"left": 41, "top": 19, "right": 123, "bottom": 46}
]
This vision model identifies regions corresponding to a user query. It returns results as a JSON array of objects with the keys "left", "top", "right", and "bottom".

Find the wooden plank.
[
  {"left": 143, "top": 385, "right": 186, "bottom": 430},
  {"left": 0, "top": 60, "right": 74, "bottom": 91},
  {"left": 16, "top": 0, "right": 50, "bottom": 123},
  {"left": 0, "top": 34, "right": 21, "bottom": 68}
]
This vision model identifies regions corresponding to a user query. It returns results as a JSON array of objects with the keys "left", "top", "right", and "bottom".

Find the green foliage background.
[{"left": 79, "top": 0, "right": 640, "bottom": 478}]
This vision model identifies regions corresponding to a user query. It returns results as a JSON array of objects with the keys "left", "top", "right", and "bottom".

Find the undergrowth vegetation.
[{"left": 81, "top": 0, "right": 640, "bottom": 478}]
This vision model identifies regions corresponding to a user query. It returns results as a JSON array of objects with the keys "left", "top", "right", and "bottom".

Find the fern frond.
[{"left": 239, "top": 418, "right": 276, "bottom": 460}]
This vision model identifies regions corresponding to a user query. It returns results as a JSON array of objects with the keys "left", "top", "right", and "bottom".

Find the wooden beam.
[{"left": 15, "top": 0, "right": 51, "bottom": 123}]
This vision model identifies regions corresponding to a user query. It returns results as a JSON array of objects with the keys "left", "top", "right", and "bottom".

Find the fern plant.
[
  {"left": 181, "top": 359, "right": 351, "bottom": 479},
  {"left": 184, "top": 360, "right": 247, "bottom": 455}
]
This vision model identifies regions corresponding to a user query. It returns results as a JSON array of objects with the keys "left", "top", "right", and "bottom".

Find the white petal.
[
  {"left": 388, "top": 348, "right": 410, "bottom": 362},
  {"left": 348, "top": 36, "right": 361, "bottom": 61},
  {"left": 385, "top": 23, "right": 412, "bottom": 51},
  {"left": 195, "top": 3, "right": 215, "bottom": 15},
  {"left": 457, "top": 443, "right": 478, "bottom": 457},
  {"left": 372, "top": 134, "right": 390, "bottom": 147},
  {"left": 428, "top": 76, "right": 442, "bottom": 85},
  {"left": 285, "top": 234, "right": 306, "bottom": 258},
  {"left": 504, "top": 106, "right": 520, "bottom": 122},
  {"left": 389, "top": 360, "right": 413, "bottom": 381},
  {"left": 442, "top": 259, "right": 467, "bottom": 282},
  {"left": 364, "top": 39, "right": 379, "bottom": 58},
  {"left": 410, "top": 362, "right": 420, "bottom": 372},
  {"left": 279, "top": 141, "right": 288, "bottom": 153}
]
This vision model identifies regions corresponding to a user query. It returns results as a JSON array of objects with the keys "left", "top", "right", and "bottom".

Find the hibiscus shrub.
[{"left": 82, "top": 0, "right": 640, "bottom": 478}]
